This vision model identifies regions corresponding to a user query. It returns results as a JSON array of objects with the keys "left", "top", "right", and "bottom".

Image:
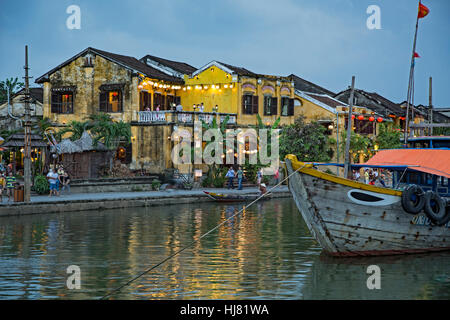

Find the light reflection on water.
[{"left": 0, "top": 198, "right": 448, "bottom": 300}]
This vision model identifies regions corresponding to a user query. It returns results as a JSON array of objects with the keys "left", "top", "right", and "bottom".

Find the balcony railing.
[
  {"left": 138, "top": 111, "right": 167, "bottom": 123},
  {"left": 137, "top": 111, "right": 237, "bottom": 125}
]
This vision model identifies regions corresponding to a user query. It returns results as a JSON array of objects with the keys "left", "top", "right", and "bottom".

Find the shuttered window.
[
  {"left": 281, "top": 97, "right": 289, "bottom": 116},
  {"left": 288, "top": 98, "right": 294, "bottom": 116},
  {"left": 281, "top": 97, "right": 294, "bottom": 116},
  {"left": 51, "top": 92, "right": 74, "bottom": 114},
  {"left": 242, "top": 95, "right": 253, "bottom": 114},
  {"left": 99, "top": 90, "right": 122, "bottom": 112},
  {"left": 242, "top": 94, "right": 259, "bottom": 114},
  {"left": 264, "top": 96, "right": 278, "bottom": 115},
  {"left": 355, "top": 120, "right": 374, "bottom": 134}
]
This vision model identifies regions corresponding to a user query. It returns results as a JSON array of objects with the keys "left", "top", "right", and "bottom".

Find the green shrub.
[
  {"left": 151, "top": 179, "right": 161, "bottom": 191},
  {"left": 33, "top": 175, "right": 49, "bottom": 195},
  {"left": 212, "top": 176, "right": 225, "bottom": 188},
  {"left": 202, "top": 176, "right": 212, "bottom": 187}
]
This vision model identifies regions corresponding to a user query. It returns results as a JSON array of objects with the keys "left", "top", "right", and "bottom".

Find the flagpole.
[{"left": 404, "top": 1, "right": 421, "bottom": 144}]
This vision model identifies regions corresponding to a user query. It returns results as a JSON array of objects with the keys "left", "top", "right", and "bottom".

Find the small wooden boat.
[
  {"left": 285, "top": 153, "right": 450, "bottom": 257},
  {"left": 203, "top": 191, "right": 270, "bottom": 203}
]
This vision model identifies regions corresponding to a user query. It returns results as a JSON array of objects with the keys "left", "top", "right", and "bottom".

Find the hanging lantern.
[
  {"left": 377, "top": 117, "right": 383, "bottom": 122},
  {"left": 351, "top": 115, "right": 355, "bottom": 120},
  {"left": 369, "top": 116, "right": 375, "bottom": 122},
  {"left": 357, "top": 115, "right": 364, "bottom": 121},
  {"left": 138, "top": 85, "right": 143, "bottom": 90}
]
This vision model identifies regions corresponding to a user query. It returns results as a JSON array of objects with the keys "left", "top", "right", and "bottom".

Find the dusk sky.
[{"left": 1, "top": 0, "right": 448, "bottom": 107}]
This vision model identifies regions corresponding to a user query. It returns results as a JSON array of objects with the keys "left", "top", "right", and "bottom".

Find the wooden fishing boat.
[
  {"left": 203, "top": 191, "right": 270, "bottom": 203},
  {"left": 285, "top": 154, "right": 450, "bottom": 257}
]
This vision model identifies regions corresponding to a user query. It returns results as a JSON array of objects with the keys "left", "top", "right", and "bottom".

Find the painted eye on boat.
[
  {"left": 349, "top": 191, "right": 383, "bottom": 202},
  {"left": 347, "top": 189, "right": 400, "bottom": 206}
]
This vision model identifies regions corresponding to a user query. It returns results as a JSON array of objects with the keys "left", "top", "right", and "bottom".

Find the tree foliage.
[
  {"left": 0, "top": 77, "right": 24, "bottom": 103},
  {"left": 88, "top": 114, "right": 131, "bottom": 149},
  {"left": 280, "top": 116, "right": 333, "bottom": 162},
  {"left": 56, "top": 120, "right": 91, "bottom": 141},
  {"left": 340, "top": 131, "right": 373, "bottom": 162},
  {"left": 375, "top": 123, "right": 402, "bottom": 150}
]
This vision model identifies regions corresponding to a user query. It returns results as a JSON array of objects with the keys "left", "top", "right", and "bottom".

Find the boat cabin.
[{"left": 407, "top": 136, "right": 450, "bottom": 149}]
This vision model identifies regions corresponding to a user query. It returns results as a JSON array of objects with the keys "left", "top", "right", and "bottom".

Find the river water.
[{"left": 0, "top": 198, "right": 449, "bottom": 300}]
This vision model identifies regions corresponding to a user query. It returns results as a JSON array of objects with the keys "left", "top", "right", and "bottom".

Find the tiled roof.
[
  {"left": 36, "top": 47, "right": 184, "bottom": 84},
  {"left": 140, "top": 54, "right": 197, "bottom": 75},
  {"left": 335, "top": 89, "right": 405, "bottom": 116},
  {"left": 289, "top": 74, "right": 335, "bottom": 96},
  {"left": 13, "top": 87, "right": 43, "bottom": 104},
  {"left": 215, "top": 61, "right": 259, "bottom": 77},
  {"left": 307, "top": 94, "right": 343, "bottom": 108}
]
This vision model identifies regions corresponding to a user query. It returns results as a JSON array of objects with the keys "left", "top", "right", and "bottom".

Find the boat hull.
[{"left": 285, "top": 158, "right": 450, "bottom": 257}]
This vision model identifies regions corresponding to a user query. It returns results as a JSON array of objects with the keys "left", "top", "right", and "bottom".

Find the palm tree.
[
  {"left": 56, "top": 120, "right": 91, "bottom": 141},
  {"left": 33, "top": 117, "right": 53, "bottom": 136},
  {"left": 88, "top": 113, "right": 131, "bottom": 171},
  {"left": 0, "top": 77, "right": 24, "bottom": 103}
]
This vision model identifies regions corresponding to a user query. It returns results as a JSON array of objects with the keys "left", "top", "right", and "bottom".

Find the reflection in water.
[{"left": 0, "top": 198, "right": 448, "bottom": 300}]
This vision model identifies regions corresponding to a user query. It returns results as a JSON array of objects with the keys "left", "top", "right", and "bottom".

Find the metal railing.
[{"left": 137, "top": 110, "right": 237, "bottom": 125}]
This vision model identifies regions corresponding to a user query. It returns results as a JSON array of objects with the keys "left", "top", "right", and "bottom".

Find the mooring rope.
[{"left": 100, "top": 162, "right": 305, "bottom": 300}]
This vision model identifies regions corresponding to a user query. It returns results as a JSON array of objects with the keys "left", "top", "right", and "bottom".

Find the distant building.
[
  {"left": 0, "top": 87, "right": 43, "bottom": 131},
  {"left": 335, "top": 88, "right": 407, "bottom": 128}
]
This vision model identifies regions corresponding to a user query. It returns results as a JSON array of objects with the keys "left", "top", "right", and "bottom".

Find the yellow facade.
[{"left": 175, "top": 64, "right": 297, "bottom": 127}]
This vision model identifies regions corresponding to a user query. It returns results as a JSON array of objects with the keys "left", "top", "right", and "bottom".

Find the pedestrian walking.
[
  {"left": 5, "top": 171, "right": 16, "bottom": 202},
  {"left": 274, "top": 168, "right": 280, "bottom": 185},
  {"left": 0, "top": 171, "right": 5, "bottom": 203},
  {"left": 225, "top": 167, "right": 235, "bottom": 189},
  {"left": 236, "top": 167, "right": 244, "bottom": 190},
  {"left": 256, "top": 168, "right": 263, "bottom": 187}
]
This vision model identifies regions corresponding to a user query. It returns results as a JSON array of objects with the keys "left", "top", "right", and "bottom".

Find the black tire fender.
[
  {"left": 401, "top": 185, "right": 425, "bottom": 214},
  {"left": 423, "top": 191, "right": 448, "bottom": 226}
]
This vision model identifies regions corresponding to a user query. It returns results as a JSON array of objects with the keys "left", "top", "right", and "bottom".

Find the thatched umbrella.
[{"left": 58, "top": 139, "right": 83, "bottom": 154}]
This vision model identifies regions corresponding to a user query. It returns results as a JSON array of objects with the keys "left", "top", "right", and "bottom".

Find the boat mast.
[
  {"left": 404, "top": 1, "right": 421, "bottom": 144},
  {"left": 344, "top": 76, "right": 355, "bottom": 179}
]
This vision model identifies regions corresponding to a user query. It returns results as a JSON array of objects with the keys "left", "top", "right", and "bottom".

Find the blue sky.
[{"left": 1, "top": 0, "right": 448, "bottom": 107}]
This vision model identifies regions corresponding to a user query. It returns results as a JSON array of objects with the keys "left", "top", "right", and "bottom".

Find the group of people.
[
  {"left": 143, "top": 102, "right": 219, "bottom": 113},
  {"left": 224, "top": 167, "right": 276, "bottom": 195},
  {"left": 192, "top": 103, "right": 219, "bottom": 113},
  {"left": 0, "top": 170, "right": 18, "bottom": 202},
  {"left": 46, "top": 165, "right": 71, "bottom": 197},
  {"left": 225, "top": 166, "right": 245, "bottom": 190},
  {"left": 352, "top": 168, "right": 387, "bottom": 187}
]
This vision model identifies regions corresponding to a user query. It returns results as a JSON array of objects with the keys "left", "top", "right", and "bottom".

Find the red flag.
[
  {"left": 418, "top": 2, "right": 430, "bottom": 19},
  {"left": 414, "top": 52, "right": 420, "bottom": 58}
]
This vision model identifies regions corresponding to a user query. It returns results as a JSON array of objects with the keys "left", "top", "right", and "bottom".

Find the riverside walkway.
[{"left": 0, "top": 186, "right": 290, "bottom": 216}]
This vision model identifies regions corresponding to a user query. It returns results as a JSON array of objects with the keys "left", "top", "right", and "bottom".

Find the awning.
[{"left": 363, "top": 149, "right": 450, "bottom": 178}]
